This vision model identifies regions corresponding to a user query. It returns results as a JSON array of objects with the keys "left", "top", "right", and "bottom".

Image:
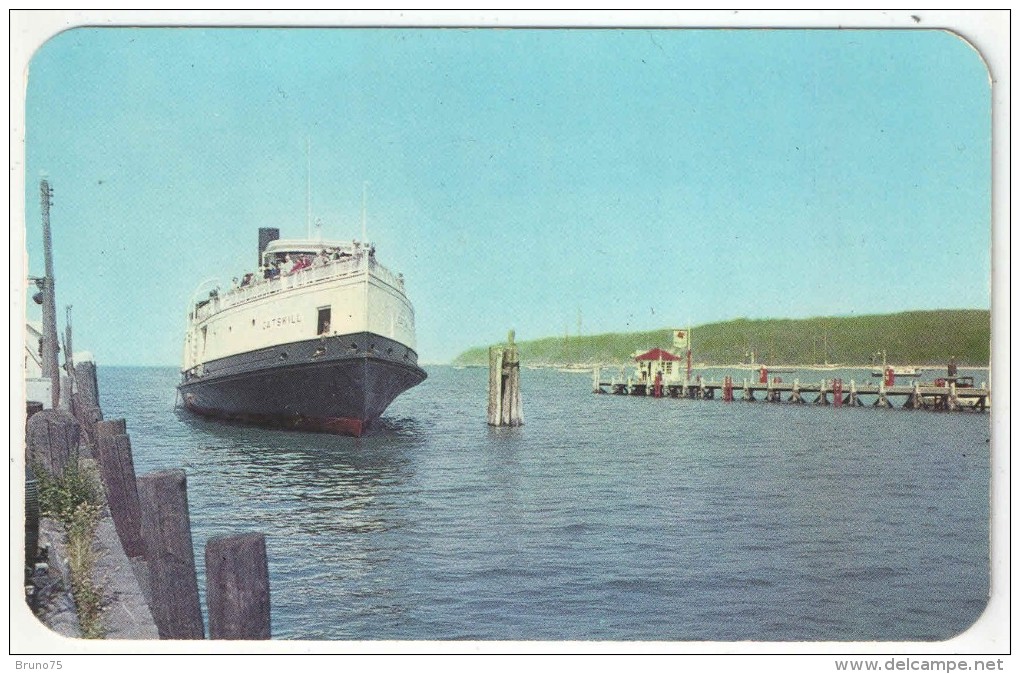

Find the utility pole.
[{"left": 40, "top": 179, "right": 60, "bottom": 408}]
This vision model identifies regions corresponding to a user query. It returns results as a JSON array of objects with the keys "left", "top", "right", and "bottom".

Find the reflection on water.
[{"left": 98, "top": 365, "right": 990, "bottom": 641}]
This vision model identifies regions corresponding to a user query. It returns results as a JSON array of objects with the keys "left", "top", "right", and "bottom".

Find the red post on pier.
[
  {"left": 833, "top": 378, "right": 843, "bottom": 408},
  {"left": 884, "top": 367, "right": 895, "bottom": 387},
  {"left": 653, "top": 371, "right": 663, "bottom": 398},
  {"left": 723, "top": 376, "right": 733, "bottom": 402},
  {"left": 759, "top": 367, "right": 768, "bottom": 384},
  {"left": 686, "top": 349, "right": 692, "bottom": 380}
]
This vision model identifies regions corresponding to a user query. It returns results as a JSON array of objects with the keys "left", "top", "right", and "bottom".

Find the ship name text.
[{"left": 261, "top": 313, "right": 303, "bottom": 330}]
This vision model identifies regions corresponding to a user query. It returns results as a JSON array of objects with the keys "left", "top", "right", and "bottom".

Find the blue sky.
[{"left": 22, "top": 28, "right": 991, "bottom": 366}]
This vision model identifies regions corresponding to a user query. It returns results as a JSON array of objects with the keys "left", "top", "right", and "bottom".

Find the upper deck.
[{"left": 190, "top": 240, "right": 406, "bottom": 323}]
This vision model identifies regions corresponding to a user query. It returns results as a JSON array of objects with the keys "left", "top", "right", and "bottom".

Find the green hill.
[{"left": 452, "top": 310, "right": 990, "bottom": 367}]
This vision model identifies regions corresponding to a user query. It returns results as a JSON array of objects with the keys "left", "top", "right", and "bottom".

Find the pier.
[{"left": 592, "top": 369, "right": 989, "bottom": 412}]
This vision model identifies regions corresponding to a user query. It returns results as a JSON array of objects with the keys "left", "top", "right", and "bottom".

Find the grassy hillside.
[{"left": 452, "top": 310, "right": 990, "bottom": 367}]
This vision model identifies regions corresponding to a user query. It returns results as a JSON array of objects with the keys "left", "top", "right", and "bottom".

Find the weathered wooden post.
[
  {"left": 742, "top": 378, "right": 754, "bottom": 402},
  {"left": 789, "top": 378, "right": 805, "bottom": 404},
  {"left": 814, "top": 379, "right": 830, "bottom": 405},
  {"left": 26, "top": 409, "right": 80, "bottom": 477},
  {"left": 592, "top": 366, "right": 602, "bottom": 394},
  {"left": 905, "top": 381, "right": 923, "bottom": 410},
  {"left": 874, "top": 379, "right": 893, "bottom": 408},
  {"left": 72, "top": 359, "right": 103, "bottom": 442},
  {"left": 96, "top": 434, "right": 145, "bottom": 558},
  {"left": 488, "top": 331, "right": 523, "bottom": 427},
  {"left": 136, "top": 469, "right": 204, "bottom": 639},
  {"left": 487, "top": 345, "right": 504, "bottom": 425},
  {"left": 95, "top": 418, "right": 127, "bottom": 440},
  {"left": 502, "top": 332, "right": 523, "bottom": 425},
  {"left": 206, "top": 533, "right": 271, "bottom": 640},
  {"left": 846, "top": 379, "right": 862, "bottom": 406},
  {"left": 946, "top": 381, "right": 961, "bottom": 412},
  {"left": 833, "top": 379, "right": 843, "bottom": 408}
]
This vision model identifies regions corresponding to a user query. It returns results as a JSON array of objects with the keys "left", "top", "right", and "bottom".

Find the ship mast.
[
  {"left": 361, "top": 181, "right": 368, "bottom": 243},
  {"left": 305, "top": 137, "right": 312, "bottom": 239}
]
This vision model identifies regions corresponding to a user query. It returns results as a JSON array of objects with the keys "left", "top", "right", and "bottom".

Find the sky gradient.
[{"left": 21, "top": 27, "right": 992, "bottom": 366}]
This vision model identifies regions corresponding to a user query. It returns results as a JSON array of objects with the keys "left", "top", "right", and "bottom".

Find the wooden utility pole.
[{"left": 40, "top": 180, "right": 60, "bottom": 408}]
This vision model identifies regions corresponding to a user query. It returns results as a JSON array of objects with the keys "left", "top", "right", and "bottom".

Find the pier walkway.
[{"left": 593, "top": 371, "right": 989, "bottom": 412}]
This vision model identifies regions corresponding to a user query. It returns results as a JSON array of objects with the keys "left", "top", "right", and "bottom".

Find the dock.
[{"left": 592, "top": 369, "right": 989, "bottom": 412}]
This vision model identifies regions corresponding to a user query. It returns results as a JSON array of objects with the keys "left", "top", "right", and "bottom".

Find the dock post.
[
  {"left": 833, "top": 379, "right": 843, "bottom": 408},
  {"left": 487, "top": 346, "right": 504, "bottom": 425},
  {"left": 26, "top": 409, "right": 81, "bottom": 478},
  {"left": 593, "top": 366, "right": 602, "bottom": 394},
  {"left": 137, "top": 469, "right": 205, "bottom": 639},
  {"left": 205, "top": 533, "right": 271, "bottom": 640},
  {"left": 96, "top": 434, "right": 145, "bottom": 559},
  {"left": 742, "top": 378, "right": 755, "bottom": 402},
  {"left": 846, "top": 379, "right": 862, "bottom": 406},
  {"left": 788, "top": 379, "right": 804, "bottom": 404},
  {"left": 487, "top": 333, "right": 523, "bottom": 426},
  {"left": 946, "top": 381, "right": 961, "bottom": 412},
  {"left": 814, "top": 379, "right": 830, "bottom": 405},
  {"left": 905, "top": 381, "right": 924, "bottom": 410},
  {"left": 874, "top": 379, "right": 893, "bottom": 408},
  {"left": 71, "top": 359, "right": 103, "bottom": 444},
  {"left": 95, "top": 418, "right": 127, "bottom": 440},
  {"left": 501, "top": 334, "right": 523, "bottom": 425}
]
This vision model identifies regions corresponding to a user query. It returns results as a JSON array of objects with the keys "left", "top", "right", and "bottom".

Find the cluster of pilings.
[
  {"left": 488, "top": 330, "right": 523, "bottom": 427},
  {"left": 27, "top": 401, "right": 273, "bottom": 640}
]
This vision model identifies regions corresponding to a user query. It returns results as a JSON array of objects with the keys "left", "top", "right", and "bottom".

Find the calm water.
[{"left": 98, "top": 365, "right": 989, "bottom": 641}]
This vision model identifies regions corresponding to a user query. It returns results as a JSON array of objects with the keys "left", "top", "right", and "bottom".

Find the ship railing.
[
  {"left": 367, "top": 258, "right": 406, "bottom": 291},
  {"left": 192, "top": 253, "right": 405, "bottom": 321}
]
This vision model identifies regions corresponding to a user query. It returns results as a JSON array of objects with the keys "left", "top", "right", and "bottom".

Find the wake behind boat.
[{"left": 178, "top": 228, "right": 426, "bottom": 436}]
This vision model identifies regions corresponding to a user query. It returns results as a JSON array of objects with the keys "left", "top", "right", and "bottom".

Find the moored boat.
[{"left": 178, "top": 229, "right": 426, "bottom": 436}]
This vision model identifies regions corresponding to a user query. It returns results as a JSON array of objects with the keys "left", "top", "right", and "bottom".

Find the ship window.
[{"left": 317, "top": 307, "right": 332, "bottom": 335}]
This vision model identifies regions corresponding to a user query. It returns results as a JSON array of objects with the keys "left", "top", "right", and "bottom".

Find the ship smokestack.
[{"left": 258, "top": 228, "right": 280, "bottom": 266}]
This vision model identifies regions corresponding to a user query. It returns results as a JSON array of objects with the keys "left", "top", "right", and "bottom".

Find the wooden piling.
[
  {"left": 487, "top": 346, "right": 503, "bottom": 425},
  {"left": 72, "top": 360, "right": 103, "bottom": 441},
  {"left": 205, "top": 532, "right": 271, "bottom": 640},
  {"left": 95, "top": 418, "right": 127, "bottom": 440},
  {"left": 742, "top": 378, "right": 755, "bottom": 402},
  {"left": 905, "top": 381, "right": 924, "bottom": 410},
  {"left": 874, "top": 380, "right": 893, "bottom": 408},
  {"left": 789, "top": 379, "right": 804, "bottom": 404},
  {"left": 26, "top": 409, "right": 80, "bottom": 478},
  {"left": 846, "top": 379, "right": 863, "bottom": 406},
  {"left": 96, "top": 434, "right": 145, "bottom": 558},
  {"left": 833, "top": 379, "right": 843, "bottom": 408},
  {"left": 137, "top": 469, "right": 205, "bottom": 639},
  {"left": 814, "top": 379, "right": 830, "bottom": 405},
  {"left": 488, "top": 331, "right": 523, "bottom": 427}
]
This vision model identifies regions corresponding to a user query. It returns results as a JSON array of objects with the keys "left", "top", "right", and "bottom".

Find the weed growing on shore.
[{"left": 35, "top": 461, "right": 106, "bottom": 639}]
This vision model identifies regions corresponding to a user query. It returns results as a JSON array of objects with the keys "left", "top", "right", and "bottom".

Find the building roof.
[{"left": 634, "top": 347, "right": 683, "bottom": 362}]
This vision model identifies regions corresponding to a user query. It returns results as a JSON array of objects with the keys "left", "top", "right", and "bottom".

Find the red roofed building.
[{"left": 634, "top": 347, "right": 683, "bottom": 382}]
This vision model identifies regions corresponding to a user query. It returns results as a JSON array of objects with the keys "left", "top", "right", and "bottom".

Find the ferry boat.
[{"left": 178, "top": 228, "right": 426, "bottom": 436}]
